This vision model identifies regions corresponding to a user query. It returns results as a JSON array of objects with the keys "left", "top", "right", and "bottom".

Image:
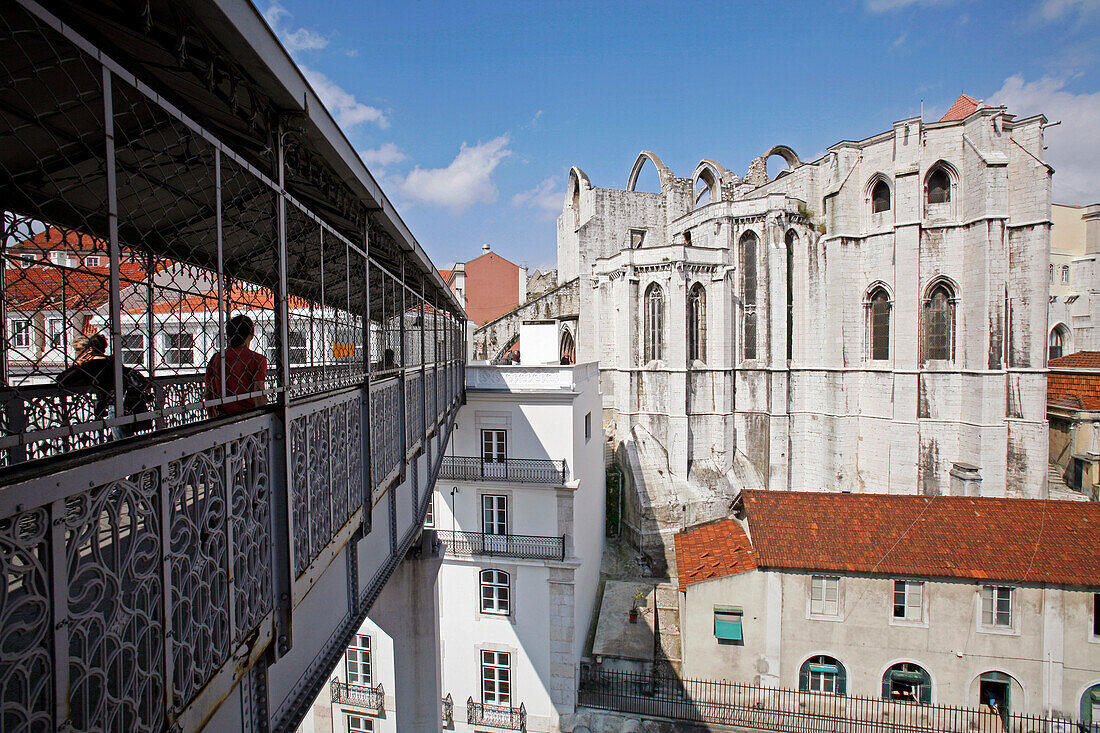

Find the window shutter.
[
  {"left": 836, "top": 663, "right": 847, "bottom": 696},
  {"left": 882, "top": 673, "right": 891, "bottom": 700},
  {"left": 799, "top": 662, "right": 810, "bottom": 692}
]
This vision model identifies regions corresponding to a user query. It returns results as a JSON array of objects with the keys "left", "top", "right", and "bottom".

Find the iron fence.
[
  {"left": 467, "top": 698, "right": 527, "bottom": 732},
  {"left": 330, "top": 679, "right": 385, "bottom": 714},
  {"left": 437, "top": 529, "right": 566, "bottom": 561},
  {"left": 443, "top": 693, "right": 454, "bottom": 726},
  {"left": 440, "top": 455, "right": 568, "bottom": 484},
  {"left": 0, "top": 1, "right": 465, "bottom": 731},
  {"left": 578, "top": 667, "right": 1084, "bottom": 733}
]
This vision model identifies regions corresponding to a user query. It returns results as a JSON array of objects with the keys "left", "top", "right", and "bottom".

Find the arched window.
[
  {"left": 786, "top": 230, "right": 797, "bottom": 361},
  {"left": 1049, "top": 264, "right": 1054, "bottom": 283},
  {"left": 1080, "top": 682, "right": 1100, "bottom": 727},
  {"left": 644, "top": 283, "right": 664, "bottom": 363},
  {"left": 480, "top": 569, "right": 510, "bottom": 615},
  {"left": 1061, "top": 265, "right": 1070, "bottom": 284},
  {"left": 1049, "top": 326, "right": 1067, "bottom": 361},
  {"left": 560, "top": 329, "right": 575, "bottom": 365},
  {"left": 927, "top": 167, "right": 951, "bottom": 204},
  {"left": 799, "top": 655, "right": 847, "bottom": 696},
  {"left": 872, "top": 179, "right": 891, "bottom": 213},
  {"left": 741, "top": 232, "right": 758, "bottom": 360},
  {"left": 923, "top": 282, "right": 956, "bottom": 361},
  {"left": 882, "top": 663, "right": 932, "bottom": 704},
  {"left": 978, "top": 671, "right": 1014, "bottom": 713},
  {"left": 868, "top": 287, "right": 891, "bottom": 360},
  {"left": 687, "top": 283, "right": 707, "bottom": 363}
]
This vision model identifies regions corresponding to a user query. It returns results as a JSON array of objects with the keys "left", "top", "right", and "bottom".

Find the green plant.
[
  {"left": 816, "top": 222, "right": 827, "bottom": 234},
  {"left": 631, "top": 589, "right": 647, "bottom": 609},
  {"left": 797, "top": 203, "right": 815, "bottom": 220}
]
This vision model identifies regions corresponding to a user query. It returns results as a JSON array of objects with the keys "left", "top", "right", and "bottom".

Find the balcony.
[
  {"left": 331, "top": 679, "right": 385, "bottom": 714},
  {"left": 440, "top": 455, "right": 568, "bottom": 484},
  {"left": 442, "top": 693, "right": 454, "bottom": 726},
  {"left": 437, "top": 529, "right": 566, "bottom": 562},
  {"left": 467, "top": 698, "right": 527, "bottom": 732}
]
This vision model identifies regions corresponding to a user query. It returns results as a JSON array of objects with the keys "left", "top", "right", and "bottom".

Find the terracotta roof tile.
[
  {"left": 939, "top": 93, "right": 983, "bottom": 122},
  {"left": 674, "top": 518, "right": 757, "bottom": 591},
  {"left": 739, "top": 491, "right": 1100, "bottom": 587},
  {"left": 1049, "top": 351, "right": 1100, "bottom": 369}
]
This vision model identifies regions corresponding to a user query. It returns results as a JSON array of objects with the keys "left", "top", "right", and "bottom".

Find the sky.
[{"left": 260, "top": 0, "right": 1100, "bottom": 274}]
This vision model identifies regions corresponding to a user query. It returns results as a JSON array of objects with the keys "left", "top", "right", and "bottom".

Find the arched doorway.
[
  {"left": 1081, "top": 683, "right": 1100, "bottom": 728},
  {"left": 559, "top": 329, "right": 575, "bottom": 365}
]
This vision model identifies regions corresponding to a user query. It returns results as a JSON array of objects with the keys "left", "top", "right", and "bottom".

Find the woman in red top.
[{"left": 205, "top": 314, "right": 268, "bottom": 417}]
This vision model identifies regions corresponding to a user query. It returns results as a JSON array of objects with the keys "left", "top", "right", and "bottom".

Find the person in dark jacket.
[{"left": 57, "top": 333, "right": 152, "bottom": 437}]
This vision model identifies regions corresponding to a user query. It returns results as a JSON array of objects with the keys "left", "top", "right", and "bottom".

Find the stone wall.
[{"left": 471, "top": 277, "right": 579, "bottom": 361}]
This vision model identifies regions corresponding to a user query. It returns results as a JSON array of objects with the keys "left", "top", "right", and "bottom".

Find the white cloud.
[
  {"left": 511, "top": 177, "right": 564, "bottom": 218},
  {"left": 263, "top": 2, "right": 330, "bottom": 53},
  {"left": 359, "top": 143, "right": 407, "bottom": 169},
  {"left": 300, "top": 66, "right": 389, "bottom": 129},
  {"left": 990, "top": 75, "right": 1100, "bottom": 204},
  {"left": 1037, "top": 0, "right": 1100, "bottom": 22},
  {"left": 889, "top": 32, "right": 908, "bottom": 51},
  {"left": 865, "top": 0, "right": 946, "bottom": 10},
  {"left": 399, "top": 136, "right": 511, "bottom": 213}
]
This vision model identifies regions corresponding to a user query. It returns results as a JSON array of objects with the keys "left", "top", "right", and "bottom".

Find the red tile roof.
[
  {"left": 1048, "top": 352, "right": 1100, "bottom": 410},
  {"left": 6, "top": 262, "right": 146, "bottom": 311},
  {"left": 1049, "top": 351, "right": 1100, "bottom": 369},
  {"left": 675, "top": 491, "right": 1100, "bottom": 589},
  {"left": 939, "top": 93, "right": 983, "bottom": 122},
  {"left": 10, "top": 226, "right": 106, "bottom": 253},
  {"left": 674, "top": 518, "right": 757, "bottom": 592}
]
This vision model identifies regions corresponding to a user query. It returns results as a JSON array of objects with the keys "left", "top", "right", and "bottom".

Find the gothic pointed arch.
[
  {"left": 764, "top": 144, "right": 801, "bottom": 170},
  {"left": 627, "top": 151, "right": 673, "bottom": 193},
  {"left": 692, "top": 159, "right": 728, "bottom": 207}
]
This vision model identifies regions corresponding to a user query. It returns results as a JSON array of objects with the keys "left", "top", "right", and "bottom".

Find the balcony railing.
[
  {"left": 437, "top": 529, "right": 566, "bottom": 562},
  {"left": 331, "top": 679, "right": 385, "bottom": 714},
  {"left": 440, "top": 455, "right": 568, "bottom": 484},
  {"left": 442, "top": 693, "right": 454, "bottom": 726},
  {"left": 467, "top": 698, "right": 526, "bottom": 732},
  {"left": 578, "top": 667, "right": 1084, "bottom": 733}
]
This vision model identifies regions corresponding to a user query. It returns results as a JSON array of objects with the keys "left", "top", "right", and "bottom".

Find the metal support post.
[{"left": 103, "top": 67, "right": 124, "bottom": 422}]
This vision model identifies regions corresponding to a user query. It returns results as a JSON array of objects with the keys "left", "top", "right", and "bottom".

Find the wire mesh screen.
[{"left": 0, "top": 2, "right": 463, "bottom": 468}]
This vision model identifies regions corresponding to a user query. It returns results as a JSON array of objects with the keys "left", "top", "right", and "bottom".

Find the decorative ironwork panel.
[
  {"left": 290, "top": 416, "right": 310, "bottom": 577},
  {"left": 65, "top": 470, "right": 165, "bottom": 733},
  {"left": 370, "top": 379, "right": 401, "bottom": 489},
  {"left": 346, "top": 395, "right": 363, "bottom": 517},
  {"left": 307, "top": 410, "right": 332, "bottom": 564},
  {"left": 425, "top": 370, "right": 437, "bottom": 429},
  {"left": 167, "top": 446, "right": 230, "bottom": 713},
  {"left": 405, "top": 372, "right": 423, "bottom": 449},
  {"left": 467, "top": 698, "right": 526, "bottom": 731},
  {"left": 228, "top": 430, "right": 273, "bottom": 642},
  {"left": 330, "top": 679, "right": 384, "bottom": 712},
  {"left": 330, "top": 401, "right": 350, "bottom": 525},
  {"left": 0, "top": 507, "right": 52, "bottom": 733}
]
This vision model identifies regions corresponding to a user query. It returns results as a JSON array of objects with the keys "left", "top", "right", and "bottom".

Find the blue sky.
[{"left": 261, "top": 0, "right": 1100, "bottom": 273}]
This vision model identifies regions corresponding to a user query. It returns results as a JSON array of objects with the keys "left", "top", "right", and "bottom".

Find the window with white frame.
[
  {"left": 800, "top": 655, "right": 846, "bottom": 695},
  {"left": 85, "top": 256, "right": 101, "bottom": 267},
  {"left": 1093, "top": 593, "right": 1099, "bottom": 638},
  {"left": 810, "top": 575, "right": 840, "bottom": 616},
  {"left": 481, "top": 650, "right": 511, "bottom": 704},
  {"left": 424, "top": 495, "right": 434, "bottom": 528},
  {"left": 1061, "top": 265, "right": 1070, "bottom": 284},
  {"left": 345, "top": 711, "right": 373, "bottom": 732},
  {"left": 480, "top": 569, "right": 510, "bottom": 615},
  {"left": 164, "top": 331, "right": 194, "bottom": 365},
  {"left": 46, "top": 317, "right": 65, "bottom": 350},
  {"left": 10, "top": 318, "right": 31, "bottom": 349},
  {"left": 893, "top": 580, "right": 924, "bottom": 621},
  {"left": 482, "top": 429, "right": 507, "bottom": 463},
  {"left": 121, "top": 333, "right": 145, "bottom": 365},
  {"left": 981, "top": 585, "right": 1013, "bottom": 628},
  {"left": 482, "top": 494, "right": 507, "bottom": 535},
  {"left": 345, "top": 633, "right": 372, "bottom": 685}
]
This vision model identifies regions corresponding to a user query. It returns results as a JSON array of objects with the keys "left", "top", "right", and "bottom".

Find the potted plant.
[{"left": 629, "top": 589, "right": 646, "bottom": 623}]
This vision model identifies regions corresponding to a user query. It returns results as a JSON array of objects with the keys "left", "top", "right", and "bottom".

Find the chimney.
[
  {"left": 949, "top": 463, "right": 983, "bottom": 497},
  {"left": 482, "top": 243, "right": 491, "bottom": 254},
  {"left": 1084, "top": 204, "right": 1100, "bottom": 255}
]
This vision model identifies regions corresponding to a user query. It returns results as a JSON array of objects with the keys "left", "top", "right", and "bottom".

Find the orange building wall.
[{"left": 460, "top": 251, "right": 519, "bottom": 326}]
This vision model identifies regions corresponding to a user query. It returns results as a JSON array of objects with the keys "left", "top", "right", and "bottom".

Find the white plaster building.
[
  {"left": 302, "top": 344, "right": 605, "bottom": 733},
  {"left": 1048, "top": 203, "right": 1100, "bottom": 359},
  {"left": 673, "top": 490, "right": 1100, "bottom": 722},
  {"left": 558, "top": 96, "right": 1054, "bottom": 568}
]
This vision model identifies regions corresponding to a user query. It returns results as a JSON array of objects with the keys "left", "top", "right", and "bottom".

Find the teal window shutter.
[{"left": 714, "top": 610, "right": 743, "bottom": 641}]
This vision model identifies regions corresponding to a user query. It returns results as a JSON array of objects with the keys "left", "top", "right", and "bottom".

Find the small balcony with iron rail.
[
  {"left": 436, "top": 529, "right": 566, "bottom": 562},
  {"left": 467, "top": 697, "right": 527, "bottom": 732},
  {"left": 330, "top": 679, "right": 385, "bottom": 715},
  {"left": 439, "top": 455, "right": 568, "bottom": 484}
]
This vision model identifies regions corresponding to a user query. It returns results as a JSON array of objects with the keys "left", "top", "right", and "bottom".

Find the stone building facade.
[
  {"left": 1048, "top": 203, "right": 1100, "bottom": 359},
  {"left": 558, "top": 99, "right": 1053, "bottom": 566}
]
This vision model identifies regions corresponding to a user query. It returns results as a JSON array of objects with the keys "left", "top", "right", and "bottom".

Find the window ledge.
[
  {"left": 807, "top": 613, "right": 843, "bottom": 623},
  {"left": 977, "top": 624, "right": 1020, "bottom": 637},
  {"left": 889, "top": 618, "right": 929, "bottom": 630}
]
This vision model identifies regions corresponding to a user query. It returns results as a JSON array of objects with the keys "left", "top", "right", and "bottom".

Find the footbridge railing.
[{"left": 0, "top": 1, "right": 465, "bottom": 730}]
